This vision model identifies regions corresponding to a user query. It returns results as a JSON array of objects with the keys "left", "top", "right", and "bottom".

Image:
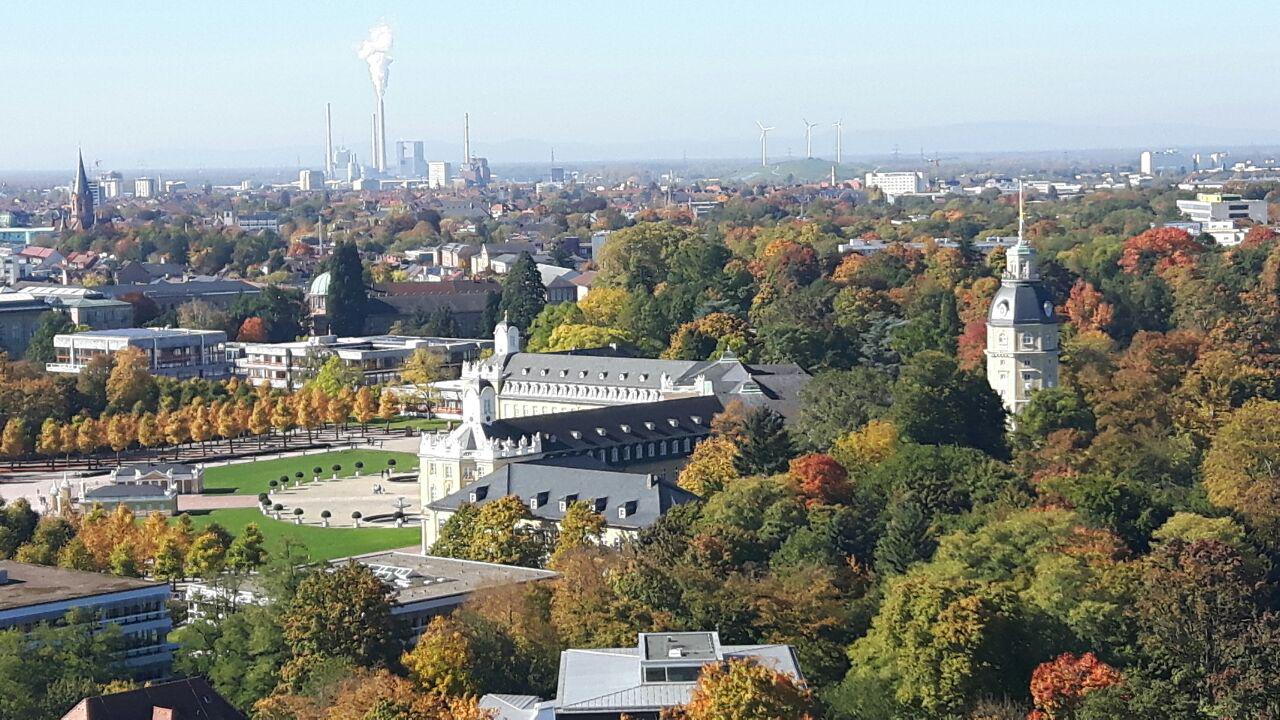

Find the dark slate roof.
[
  {"left": 99, "top": 279, "right": 261, "bottom": 300},
  {"left": 65, "top": 677, "right": 246, "bottom": 720},
  {"left": 487, "top": 395, "right": 723, "bottom": 455},
  {"left": 85, "top": 484, "right": 171, "bottom": 499},
  {"left": 373, "top": 280, "right": 499, "bottom": 296},
  {"left": 110, "top": 462, "right": 196, "bottom": 480},
  {"left": 431, "top": 460, "right": 699, "bottom": 530},
  {"left": 987, "top": 281, "right": 1056, "bottom": 326}
]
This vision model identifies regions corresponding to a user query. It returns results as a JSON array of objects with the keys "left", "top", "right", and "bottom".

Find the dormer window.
[
  {"left": 667, "top": 418, "right": 678, "bottom": 427},
  {"left": 558, "top": 493, "right": 578, "bottom": 512},
  {"left": 570, "top": 430, "right": 582, "bottom": 440},
  {"left": 619, "top": 372, "right": 628, "bottom": 380},
  {"left": 644, "top": 421, "right": 655, "bottom": 430},
  {"left": 620, "top": 424, "right": 631, "bottom": 433},
  {"left": 639, "top": 373, "right": 648, "bottom": 381},
  {"left": 599, "top": 372, "right": 607, "bottom": 379},
  {"left": 595, "top": 427, "right": 607, "bottom": 436},
  {"left": 618, "top": 500, "right": 637, "bottom": 519},
  {"left": 540, "top": 368, "right": 549, "bottom": 376},
  {"left": 560, "top": 369, "right": 568, "bottom": 377},
  {"left": 522, "top": 368, "right": 530, "bottom": 375}
]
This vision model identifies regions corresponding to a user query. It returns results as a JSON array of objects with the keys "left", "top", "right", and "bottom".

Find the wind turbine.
[
  {"left": 832, "top": 120, "right": 844, "bottom": 164},
  {"left": 756, "top": 122, "right": 775, "bottom": 167},
  {"left": 803, "top": 118, "right": 819, "bottom": 159}
]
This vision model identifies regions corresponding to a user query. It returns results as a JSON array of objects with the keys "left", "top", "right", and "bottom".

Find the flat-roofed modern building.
[
  {"left": 1176, "top": 193, "right": 1269, "bottom": 224},
  {"left": 479, "top": 631, "right": 804, "bottom": 719},
  {"left": 865, "top": 170, "right": 927, "bottom": 197},
  {"left": 227, "top": 333, "right": 490, "bottom": 390},
  {"left": 183, "top": 550, "right": 555, "bottom": 642},
  {"left": 48, "top": 328, "right": 231, "bottom": 379},
  {"left": 0, "top": 561, "right": 174, "bottom": 679}
]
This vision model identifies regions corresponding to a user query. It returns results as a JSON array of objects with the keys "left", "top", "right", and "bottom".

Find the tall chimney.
[
  {"left": 377, "top": 96, "right": 387, "bottom": 173},
  {"left": 325, "top": 103, "right": 334, "bottom": 178},
  {"left": 463, "top": 112, "right": 471, "bottom": 164},
  {"left": 371, "top": 111, "right": 378, "bottom": 174}
]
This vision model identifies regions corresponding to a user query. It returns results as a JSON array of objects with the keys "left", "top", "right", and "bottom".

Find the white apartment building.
[
  {"left": 865, "top": 171, "right": 927, "bottom": 197},
  {"left": 227, "top": 334, "right": 490, "bottom": 390},
  {"left": 298, "top": 169, "right": 325, "bottom": 191},
  {"left": 48, "top": 328, "right": 231, "bottom": 379},
  {"left": 133, "top": 177, "right": 157, "bottom": 198},
  {"left": 428, "top": 161, "right": 451, "bottom": 189},
  {"left": 1176, "top": 193, "right": 1269, "bottom": 225}
]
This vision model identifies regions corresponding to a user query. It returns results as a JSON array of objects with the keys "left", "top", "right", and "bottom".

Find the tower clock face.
[{"left": 995, "top": 300, "right": 1011, "bottom": 319}]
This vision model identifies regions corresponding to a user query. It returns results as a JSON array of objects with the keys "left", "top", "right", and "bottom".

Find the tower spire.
[{"left": 1017, "top": 178, "right": 1025, "bottom": 244}]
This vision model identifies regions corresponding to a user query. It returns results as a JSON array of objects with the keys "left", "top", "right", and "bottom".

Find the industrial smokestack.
[
  {"left": 325, "top": 103, "right": 334, "bottom": 178},
  {"left": 463, "top": 112, "right": 471, "bottom": 164},
  {"left": 357, "top": 23, "right": 394, "bottom": 175},
  {"left": 371, "top": 112, "right": 378, "bottom": 174},
  {"left": 377, "top": 96, "right": 387, "bottom": 173}
]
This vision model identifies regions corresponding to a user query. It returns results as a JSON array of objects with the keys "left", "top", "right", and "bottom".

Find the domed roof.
[
  {"left": 988, "top": 282, "right": 1055, "bottom": 326},
  {"left": 308, "top": 271, "right": 330, "bottom": 296}
]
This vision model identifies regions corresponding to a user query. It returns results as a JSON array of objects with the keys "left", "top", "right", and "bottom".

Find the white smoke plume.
[{"left": 357, "top": 22, "right": 394, "bottom": 97}]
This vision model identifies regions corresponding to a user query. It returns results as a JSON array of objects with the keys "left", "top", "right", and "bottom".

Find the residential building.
[
  {"left": 17, "top": 245, "right": 65, "bottom": 269},
  {"left": 428, "top": 161, "right": 451, "bottom": 188},
  {"left": 1176, "top": 193, "right": 1268, "bottom": 224},
  {"left": 182, "top": 551, "right": 555, "bottom": 642},
  {"left": 985, "top": 231, "right": 1059, "bottom": 416},
  {"left": 228, "top": 333, "right": 490, "bottom": 390},
  {"left": 480, "top": 631, "right": 804, "bottom": 719},
  {"left": 589, "top": 231, "right": 612, "bottom": 260},
  {"left": 235, "top": 212, "right": 281, "bottom": 233},
  {"left": 474, "top": 242, "right": 540, "bottom": 274},
  {"left": 133, "top": 178, "right": 157, "bottom": 198},
  {"left": 0, "top": 561, "right": 174, "bottom": 679},
  {"left": 97, "top": 171, "right": 123, "bottom": 200},
  {"left": 438, "top": 242, "right": 480, "bottom": 269},
  {"left": 1140, "top": 150, "right": 1154, "bottom": 175},
  {"left": 48, "top": 328, "right": 231, "bottom": 379},
  {"left": 864, "top": 171, "right": 927, "bottom": 197},
  {"left": 298, "top": 169, "right": 324, "bottom": 191},
  {"left": 539, "top": 264, "right": 582, "bottom": 304},
  {"left": 61, "top": 677, "right": 245, "bottom": 720},
  {"left": 425, "top": 459, "right": 699, "bottom": 548}
]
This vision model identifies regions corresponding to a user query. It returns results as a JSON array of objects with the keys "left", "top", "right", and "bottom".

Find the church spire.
[{"left": 67, "top": 148, "right": 95, "bottom": 231}]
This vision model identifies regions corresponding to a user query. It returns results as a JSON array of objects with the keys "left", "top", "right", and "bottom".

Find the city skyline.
[{"left": 4, "top": 0, "right": 1278, "bottom": 170}]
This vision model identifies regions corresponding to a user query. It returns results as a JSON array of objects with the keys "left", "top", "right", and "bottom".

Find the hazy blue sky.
[{"left": 5, "top": 1, "right": 1276, "bottom": 169}]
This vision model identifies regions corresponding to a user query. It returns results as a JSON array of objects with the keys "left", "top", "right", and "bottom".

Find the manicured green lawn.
[
  {"left": 185, "top": 508, "right": 419, "bottom": 562},
  {"left": 202, "top": 449, "right": 419, "bottom": 495}
]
